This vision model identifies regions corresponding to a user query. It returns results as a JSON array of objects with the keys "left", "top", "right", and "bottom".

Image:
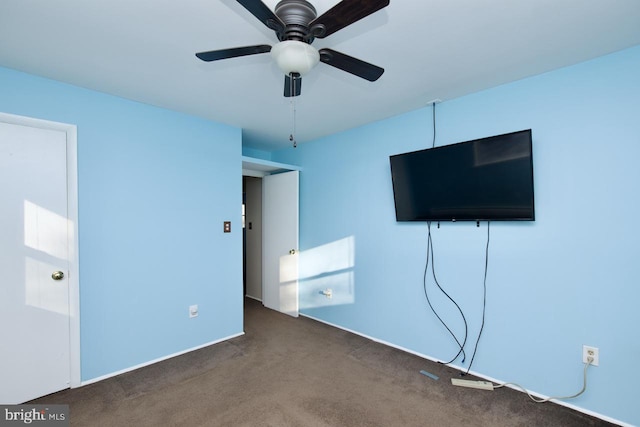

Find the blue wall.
[
  {"left": 274, "top": 45, "right": 640, "bottom": 425},
  {"left": 0, "top": 67, "right": 244, "bottom": 381}
]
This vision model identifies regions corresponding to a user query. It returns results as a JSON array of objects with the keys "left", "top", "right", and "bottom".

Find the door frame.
[
  {"left": 0, "top": 112, "right": 81, "bottom": 388},
  {"left": 242, "top": 157, "right": 301, "bottom": 315}
]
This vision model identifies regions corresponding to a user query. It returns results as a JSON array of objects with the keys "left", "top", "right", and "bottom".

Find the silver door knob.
[
  {"left": 51, "top": 271, "right": 64, "bottom": 281},
  {"left": 289, "top": 249, "right": 296, "bottom": 255}
]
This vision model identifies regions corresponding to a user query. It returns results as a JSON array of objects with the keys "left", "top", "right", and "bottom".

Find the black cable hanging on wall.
[
  {"left": 464, "top": 221, "right": 491, "bottom": 375},
  {"left": 422, "top": 101, "right": 469, "bottom": 364},
  {"left": 423, "top": 222, "right": 468, "bottom": 365},
  {"left": 431, "top": 102, "right": 437, "bottom": 149},
  {"left": 289, "top": 77, "right": 297, "bottom": 148},
  {"left": 420, "top": 100, "right": 491, "bottom": 373}
]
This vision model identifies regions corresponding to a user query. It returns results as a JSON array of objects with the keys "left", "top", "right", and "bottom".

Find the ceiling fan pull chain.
[{"left": 289, "top": 75, "right": 297, "bottom": 148}]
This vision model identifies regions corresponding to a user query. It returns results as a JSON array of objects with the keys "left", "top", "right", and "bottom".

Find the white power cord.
[{"left": 493, "top": 357, "right": 594, "bottom": 403}]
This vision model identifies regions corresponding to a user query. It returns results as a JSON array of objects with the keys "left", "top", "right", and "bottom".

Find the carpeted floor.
[{"left": 31, "top": 298, "right": 614, "bottom": 426}]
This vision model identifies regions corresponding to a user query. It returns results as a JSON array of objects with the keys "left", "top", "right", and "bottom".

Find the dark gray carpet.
[{"left": 31, "top": 298, "right": 614, "bottom": 426}]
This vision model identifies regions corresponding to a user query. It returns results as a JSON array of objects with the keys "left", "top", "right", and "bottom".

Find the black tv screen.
[{"left": 390, "top": 129, "right": 535, "bottom": 222}]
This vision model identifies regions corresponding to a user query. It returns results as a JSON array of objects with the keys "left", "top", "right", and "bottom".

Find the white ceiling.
[{"left": 1, "top": 0, "right": 640, "bottom": 151}]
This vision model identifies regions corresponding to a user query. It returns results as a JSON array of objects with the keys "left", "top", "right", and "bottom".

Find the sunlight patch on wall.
[{"left": 298, "top": 236, "right": 355, "bottom": 309}]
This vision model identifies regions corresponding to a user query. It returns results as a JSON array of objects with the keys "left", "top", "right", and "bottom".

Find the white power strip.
[{"left": 451, "top": 378, "right": 494, "bottom": 391}]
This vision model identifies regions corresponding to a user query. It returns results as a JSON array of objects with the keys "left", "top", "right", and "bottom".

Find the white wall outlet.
[
  {"left": 189, "top": 304, "right": 198, "bottom": 318},
  {"left": 582, "top": 345, "right": 599, "bottom": 366}
]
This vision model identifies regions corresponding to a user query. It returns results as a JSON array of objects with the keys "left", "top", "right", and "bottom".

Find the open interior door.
[
  {"left": 0, "top": 120, "right": 71, "bottom": 403},
  {"left": 262, "top": 170, "right": 299, "bottom": 317}
]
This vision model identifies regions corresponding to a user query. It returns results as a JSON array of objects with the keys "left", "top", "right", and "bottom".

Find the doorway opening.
[
  {"left": 243, "top": 176, "right": 263, "bottom": 302},
  {"left": 241, "top": 158, "right": 300, "bottom": 318}
]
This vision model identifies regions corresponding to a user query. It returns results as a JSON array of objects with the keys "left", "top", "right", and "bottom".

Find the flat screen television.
[{"left": 390, "top": 129, "right": 535, "bottom": 222}]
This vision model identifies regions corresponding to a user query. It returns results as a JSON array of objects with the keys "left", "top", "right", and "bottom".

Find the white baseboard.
[
  {"left": 79, "top": 332, "right": 245, "bottom": 386},
  {"left": 245, "top": 294, "right": 262, "bottom": 302},
  {"left": 299, "top": 313, "right": 630, "bottom": 427}
]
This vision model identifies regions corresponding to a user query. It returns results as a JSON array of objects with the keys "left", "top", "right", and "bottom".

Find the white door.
[
  {"left": 262, "top": 171, "right": 299, "bottom": 317},
  {"left": 0, "top": 119, "right": 74, "bottom": 403}
]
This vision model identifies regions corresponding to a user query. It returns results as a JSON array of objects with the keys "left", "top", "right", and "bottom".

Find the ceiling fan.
[{"left": 196, "top": 0, "right": 390, "bottom": 97}]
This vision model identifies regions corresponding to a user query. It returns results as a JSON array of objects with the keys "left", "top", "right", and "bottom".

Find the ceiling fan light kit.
[
  {"left": 196, "top": 0, "right": 390, "bottom": 97},
  {"left": 271, "top": 40, "right": 319, "bottom": 75}
]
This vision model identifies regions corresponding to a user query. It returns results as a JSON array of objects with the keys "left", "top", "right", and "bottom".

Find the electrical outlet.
[
  {"left": 582, "top": 345, "right": 599, "bottom": 366},
  {"left": 189, "top": 304, "right": 198, "bottom": 318}
]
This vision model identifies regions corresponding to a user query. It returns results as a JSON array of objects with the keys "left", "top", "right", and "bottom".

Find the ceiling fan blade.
[
  {"left": 196, "top": 45, "right": 272, "bottom": 62},
  {"left": 319, "top": 48, "right": 384, "bottom": 81},
  {"left": 236, "top": 0, "right": 285, "bottom": 33},
  {"left": 309, "top": 0, "right": 389, "bottom": 38},
  {"left": 284, "top": 73, "right": 302, "bottom": 97}
]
